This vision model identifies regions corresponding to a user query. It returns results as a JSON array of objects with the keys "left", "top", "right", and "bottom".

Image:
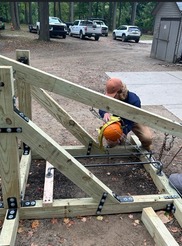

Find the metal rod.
[
  {"left": 74, "top": 151, "right": 154, "bottom": 159},
  {"left": 84, "top": 160, "right": 160, "bottom": 168}
]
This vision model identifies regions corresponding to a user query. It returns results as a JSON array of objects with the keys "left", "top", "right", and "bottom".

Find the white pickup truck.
[{"left": 68, "top": 19, "right": 102, "bottom": 41}]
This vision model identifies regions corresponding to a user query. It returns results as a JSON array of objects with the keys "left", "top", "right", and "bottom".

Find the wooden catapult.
[{"left": 0, "top": 50, "right": 181, "bottom": 246}]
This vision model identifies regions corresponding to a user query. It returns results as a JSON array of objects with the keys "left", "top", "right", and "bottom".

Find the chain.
[
  {"left": 89, "top": 107, "right": 104, "bottom": 121},
  {"left": 158, "top": 133, "right": 176, "bottom": 161}
]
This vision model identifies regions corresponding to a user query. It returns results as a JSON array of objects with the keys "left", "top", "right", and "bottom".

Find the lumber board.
[
  {"left": 131, "top": 135, "right": 182, "bottom": 228},
  {"left": 31, "top": 86, "right": 100, "bottom": 152},
  {"left": 141, "top": 207, "right": 179, "bottom": 246},
  {"left": 0, "top": 58, "right": 182, "bottom": 138},
  {"left": 43, "top": 162, "right": 54, "bottom": 206},
  {"left": 0, "top": 66, "right": 21, "bottom": 208},
  {"left": 14, "top": 112, "right": 118, "bottom": 203},
  {"left": 18, "top": 194, "right": 175, "bottom": 219},
  {"left": 16, "top": 50, "right": 32, "bottom": 120},
  {"left": 0, "top": 210, "right": 19, "bottom": 246},
  {"left": 20, "top": 151, "right": 32, "bottom": 199}
]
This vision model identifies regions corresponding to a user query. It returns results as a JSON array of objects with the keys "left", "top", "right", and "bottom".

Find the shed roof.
[{"left": 152, "top": 2, "right": 182, "bottom": 15}]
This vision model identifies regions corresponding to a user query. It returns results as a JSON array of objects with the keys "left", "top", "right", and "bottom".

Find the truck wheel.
[
  {"left": 80, "top": 31, "right": 85, "bottom": 39},
  {"left": 63, "top": 34, "right": 66, "bottom": 39},
  {"left": 95, "top": 36, "right": 99, "bottom": 41}
]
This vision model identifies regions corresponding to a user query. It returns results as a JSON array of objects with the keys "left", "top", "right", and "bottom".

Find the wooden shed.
[{"left": 150, "top": 2, "right": 182, "bottom": 63}]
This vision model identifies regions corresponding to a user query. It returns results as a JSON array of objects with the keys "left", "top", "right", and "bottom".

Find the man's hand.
[{"left": 103, "top": 113, "right": 111, "bottom": 122}]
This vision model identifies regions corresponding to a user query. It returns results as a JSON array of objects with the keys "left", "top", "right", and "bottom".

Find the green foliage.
[{"left": 0, "top": 2, "right": 157, "bottom": 32}]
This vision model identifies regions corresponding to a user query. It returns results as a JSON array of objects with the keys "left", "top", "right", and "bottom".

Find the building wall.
[{"left": 151, "top": 2, "right": 182, "bottom": 62}]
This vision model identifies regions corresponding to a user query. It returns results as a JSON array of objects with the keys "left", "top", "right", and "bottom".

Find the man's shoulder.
[{"left": 127, "top": 91, "right": 141, "bottom": 106}]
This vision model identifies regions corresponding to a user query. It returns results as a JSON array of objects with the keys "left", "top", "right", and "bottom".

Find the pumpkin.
[{"left": 103, "top": 122, "right": 123, "bottom": 141}]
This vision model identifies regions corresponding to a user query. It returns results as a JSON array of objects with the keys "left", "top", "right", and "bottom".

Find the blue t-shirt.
[{"left": 99, "top": 91, "right": 141, "bottom": 135}]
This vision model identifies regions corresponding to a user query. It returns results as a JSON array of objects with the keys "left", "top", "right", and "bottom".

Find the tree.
[
  {"left": 10, "top": 2, "right": 20, "bottom": 30},
  {"left": 131, "top": 2, "right": 137, "bottom": 25},
  {"left": 38, "top": 2, "right": 49, "bottom": 41}
]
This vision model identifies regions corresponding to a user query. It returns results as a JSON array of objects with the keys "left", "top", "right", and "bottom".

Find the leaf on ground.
[
  {"left": 169, "top": 226, "right": 180, "bottom": 233},
  {"left": 156, "top": 211, "right": 173, "bottom": 224},
  {"left": 31, "top": 220, "right": 40, "bottom": 229},
  {"left": 128, "top": 214, "right": 133, "bottom": 219},
  {"left": 96, "top": 215, "right": 103, "bottom": 221},
  {"left": 81, "top": 217, "right": 87, "bottom": 222},
  {"left": 63, "top": 218, "right": 70, "bottom": 224},
  {"left": 133, "top": 219, "right": 140, "bottom": 226},
  {"left": 28, "top": 230, "right": 34, "bottom": 237},
  {"left": 51, "top": 218, "right": 58, "bottom": 224},
  {"left": 31, "top": 243, "right": 38, "bottom": 246},
  {"left": 17, "top": 227, "right": 24, "bottom": 233}
]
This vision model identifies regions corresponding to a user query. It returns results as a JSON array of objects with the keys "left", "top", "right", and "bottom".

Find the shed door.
[{"left": 156, "top": 18, "right": 180, "bottom": 62}]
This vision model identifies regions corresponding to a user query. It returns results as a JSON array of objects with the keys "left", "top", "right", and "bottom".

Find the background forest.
[{"left": 0, "top": 2, "right": 156, "bottom": 34}]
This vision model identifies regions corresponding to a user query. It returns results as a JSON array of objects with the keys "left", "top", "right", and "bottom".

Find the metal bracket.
[
  {"left": 0, "top": 201, "right": 4, "bottom": 208},
  {"left": 113, "top": 192, "right": 134, "bottom": 202},
  {"left": 6, "top": 197, "right": 17, "bottom": 220},
  {"left": 23, "top": 143, "right": 30, "bottom": 155},
  {"left": 0, "top": 127, "right": 22, "bottom": 133},
  {"left": 14, "top": 107, "right": 29, "bottom": 122},
  {"left": 96, "top": 192, "right": 108, "bottom": 214},
  {"left": 166, "top": 203, "right": 176, "bottom": 213},
  {"left": 164, "top": 194, "right": 180, "bottom": 199},
  {"left": 18, "top": 56, "right": 29, "bottom": 65},
  {"left": 21, "top": 200, "right": 36, "bottom": 207},
  {"left": 87, "top": 141, "right": 93, "bottom": 155}
]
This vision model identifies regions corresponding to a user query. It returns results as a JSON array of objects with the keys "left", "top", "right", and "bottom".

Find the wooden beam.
[
  {"left": 31, "top": 86, "right": 100, "bottom": 153},
  {"left": 16, "top": 50, "right": 32, "bottom": 120},
  {"left": 0, "top": 66, "right": 21, "bottom": 208},
  {"left": 141, "top": 207, "right": 179, "bottom": 246},
  {"left": 20, "top": 151, "right": 32, "bottom": 199},
  {"left": 0, "top": 57, "right": 182, "bottom": 138},
  {"left": 18, "top": 194, "right": 175, "bottom": 219},
  {"left": 0, "top": 210, "right": 19, "bottom": 246},
  {"left": 43, "top": 162, "right": 54, "bottom": 206},
  {"left": 131, "top": 135, "right": 182, "bottom": 228}
]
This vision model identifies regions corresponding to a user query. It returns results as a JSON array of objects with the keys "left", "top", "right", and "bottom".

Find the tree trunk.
[
  {"left": 88, "top": 2, "right": 92, "bottom": 18},
  {"left": 28, "top": 2, "right": 32, "bottom": 24},
  {"left": 38, "top": 2, "right": 50, "bottom": 41},
  {"left": 70, "top": 2, "right": 74, "bottom": 22},
  {"left": 10, "top": 2, "right": 20, "bottom": 30},
  {"left": 112, "top": 2, "right": 117, "bottom": 30},
  {"left": 131, "top": 2, "right": 137, "bottom": 25}
]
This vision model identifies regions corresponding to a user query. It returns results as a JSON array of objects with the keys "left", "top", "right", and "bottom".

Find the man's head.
[{"left": 105, "top": 78, "right": 128, "bottom": 100}]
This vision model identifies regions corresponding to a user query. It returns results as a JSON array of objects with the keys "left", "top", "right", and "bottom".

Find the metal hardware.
[
  {"left": 0, "top": 127, "right": 22, "bottom": 133},
  {"left": 7, "top": 197, "right": 17, "bottom": 220},
  {"left": 113, "top": 192, "right": 134, "bottom": 202},
  {"left": 21, "top": 200, "right": 36, "bottom": 207},
  {"left": 46, "top": 167, "right": 55, "bottom": 178},
  {"left": 0, "top": 81, "right": 4, "bottom": 87},
  {"left": 87, "top": 141, "right": 93, "bottom": 155},
  {"left": 0, "top": 202, "right": 4, "bottom": 208},
  {"left": 96, "top": 192, "right": 108, "bottom": 214},
  {"left": 23, "top": 143, "right": 30, "bottom": 155},
  {"left": 166, "top": 203, "right": 176, "bottom": 213},
  {"left": 14, "top": 107, "right": 29, "bottom": 122},
  {"left": 159, "top": 133, "right": 176, "bottom": 161},
  {"left": 18, "top": 56, "right": 29, "bottom": 65},
  {"left": 164, "top": 195, "right": 180, "bottom": 199}
]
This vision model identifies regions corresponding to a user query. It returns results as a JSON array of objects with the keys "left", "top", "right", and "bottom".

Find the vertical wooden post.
[
  {"left": 0, "top": 66, "right": 21, "bottom": 208},
  {"left": 15, "top": 50, "right": 32, "bottom": 199},
  {"left": 15, "top": 49, "right": 32, "bottom": 120}
]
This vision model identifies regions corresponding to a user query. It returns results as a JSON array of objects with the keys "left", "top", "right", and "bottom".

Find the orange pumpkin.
[{"left": 103, "top": 122, "right": 123, "bottom": 141}]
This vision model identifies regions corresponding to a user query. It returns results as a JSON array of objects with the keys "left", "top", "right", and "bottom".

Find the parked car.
[
  {"left": 112, "top": 25, "right": 141, "bottom": 43},
  {"left": 28, "top": 24, "right": 37, "bottom": 33},
  {"left": 92, "top": 20, "right": 108, "bottom": 36},
  {"left": 0, "top": 17, "right": 5, "bottom": 30},
  {"left": 36, "top": 16, "right": 67, "bottom": 38}
]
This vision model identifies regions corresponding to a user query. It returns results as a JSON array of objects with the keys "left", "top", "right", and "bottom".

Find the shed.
[{"left": 150, "top": 2, "right": 182, "bottom": 63}]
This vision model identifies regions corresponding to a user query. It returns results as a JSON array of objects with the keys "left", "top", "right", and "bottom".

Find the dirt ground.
[{"left": 0, "top": 25, "right": 182, "bottom": 246}]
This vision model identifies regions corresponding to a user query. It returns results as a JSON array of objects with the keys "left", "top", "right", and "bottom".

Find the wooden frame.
[{"left": 0, "top": 51, "right": 181, "bottom": 245}]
